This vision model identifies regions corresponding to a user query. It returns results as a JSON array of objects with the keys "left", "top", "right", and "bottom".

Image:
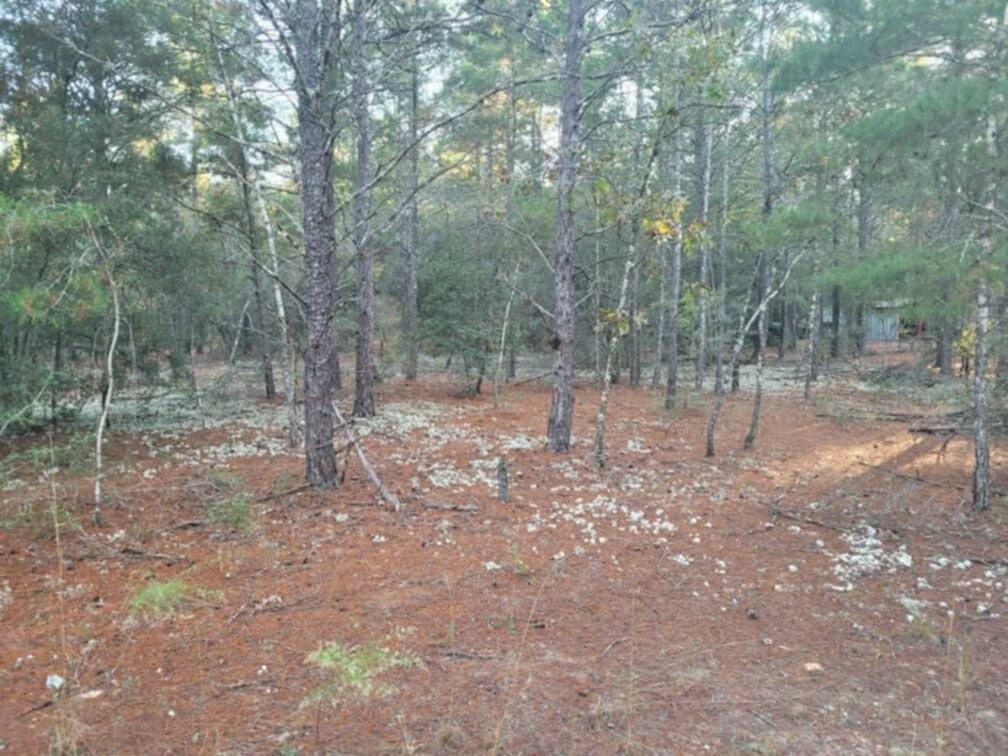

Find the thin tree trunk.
[
  {"left": 651, "top": 236, "right": 667, "bottom": 388},
  {"left": 973, "top": 110, "right": 998, "bottom": 511},
  {"left": 743, "top": 252, "right": 770, "bottom": 450},
  {"left": 595, "top": 259, "right": 634, "bottom": 467},
  {"left": 352, "top": 0, "right": 376, "bottom": 418},
  {"left": 707, "top": 252, "right": 803, "bottom": 457},
  {"left": 804, "top": 286, "right": 821, "bottom": 401},
  {"left": 693, "top": 111, "right": 712, "bottom": 392},
  {"left": 94, "top": 253, "right": 120, "bottom": 524},
  {"left": 828, "top": 284, "right": 840, "bottom": 357},
  {"left": 629, "top": 82, "right": 645, "bottom": 388},
  {"left": 744, "top": 7, "right": 774, "bottom": 452},
  {"left": 664, "top": 80, "right": 684, "bottom": 409},
  {"left": 50, "top": 329, "right": 62, "bottom": 422},
  {"left": 404, "top": 62, "right": 420, "bottom": 381},
  {"left": 778, "top": 256, "right": 789, "bottom": 359},
  {"left": 546, "top": 0, "right": 585, "bottom": 453},
  {"left": 494, "top": 261, "right": 521, "bottom": 407},
  {"left": 706, "top": 129, "right": 730, "bottom": 457},
  {"left": 854, "top": 178, "right": 871, "bottom": 356},
  {"left": 594, "top": 200, "right": 603, "bottom": 388},
  {"left": 238, "top": 150, "right": 276, "bottom": 399},
  {"left": 209, "top": 25, "right": 299, "bottom": 445}
]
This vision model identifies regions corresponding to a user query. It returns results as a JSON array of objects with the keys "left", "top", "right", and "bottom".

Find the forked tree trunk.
[
  {"left": 707, "top": 253, "right": 803, "bottom": 457},
  {"left": 595, "top": 259, "right": 634, "bottom": 467},
  {"left": 546, "top": 0, "right": 586, "bottom": 453}
]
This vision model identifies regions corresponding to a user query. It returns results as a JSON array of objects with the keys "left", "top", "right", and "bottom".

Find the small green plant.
[
  {"left": 209, "top": 493, "right": 251, "bottom": 530},
  {"left": 304, "top": 638, "right": 421, "bottom": 706},
  {"left": 128, "top": 578, "right": 211, "bottom": 619},
  {"left": 26, "top": 433, "right": 93, "bottom": 476},
  {"left": 2, "top": 502, "right": 77, "bottom": 536},
  {"left": 508, "top": 543, "right": 531, "bottom": 577}
]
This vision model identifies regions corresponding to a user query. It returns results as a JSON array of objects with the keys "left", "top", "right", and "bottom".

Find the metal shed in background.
[{"left": 866, "top": 301, "right": 904, "bottom": 342}]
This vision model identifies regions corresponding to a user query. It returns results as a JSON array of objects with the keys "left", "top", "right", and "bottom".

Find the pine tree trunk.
[
  {"left": 404, "top": 62, "right": 420, "bottom": 381},
  {"left": 595, "top": 259, "right": 634, "bottom": 467},
  {"left": 664, "top": 82, "right": 684, "bottom": 409},
  {"left": 744, "top": 252, "right": 770, "bottom": 450},
  {"left": 352, "top": 0, "right": 376, "bottom": 418},
  {"left": 651, "top": 237, "right": 667, "bottom": 388},
  {"left": 293, "top": 0, "right": 339, "bottom": 486},
  {"left": 629, "top": 82, "right": 645, "bottom": 388},
  {"left": 973, "top": 111, "right": 998, "bottom": 511},
  {"left": 546, "top": 0, "right": 585, "bottom": 453},
  {"left": 744, "top": 12, "right": 774, "bottom": 452},
  {"left": 238, "top": 150, "right": 275, "bottom": 399},
  {"left": 593, "top": 200, "right": 603, "bottom": 388},
  {"left": 853, "top": 180, "right": 871, "bottom": 356},
  {"left": 804, "top": 286, "right": 821, "bottom": 401},
  {"left": 706, "top": 131, "right": 730, "bottom": 457},
  {"left": 693, "top": 110, "right": 712, "bottom": 392}
]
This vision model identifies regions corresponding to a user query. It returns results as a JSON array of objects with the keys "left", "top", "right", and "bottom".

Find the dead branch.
[
  {"left": 332, "top": 404, "right": 402, "bottom": 512},
  {"left": 423, "top": 500, "right": 478, "bottom": 512}
]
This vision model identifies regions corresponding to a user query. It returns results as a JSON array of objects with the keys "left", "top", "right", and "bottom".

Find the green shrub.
[{"left": 209, "top": 493, "right": 251, "bottom": 530}]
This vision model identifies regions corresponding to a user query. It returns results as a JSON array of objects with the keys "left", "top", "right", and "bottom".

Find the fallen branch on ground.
[
  {"left": 332, "top": 404, "right": 402, "bottom": 512},
  {"left": 422, "top": 500, "right": 478, "bottom": 512}
]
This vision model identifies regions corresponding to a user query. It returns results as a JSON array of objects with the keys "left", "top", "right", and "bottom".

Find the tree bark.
[
  {"left": 853, "top": 177, "right": 872, "bottom": 356},
  {"left": 973, "top": 110, "right": 998, "bottom": 511},
  {"left": 664, "top": 80, "right": 684, "bottom": 409},
  {"left": 706, "top": 127, "right": 730, "bottom": 456},
  {"left": 744, "top": 7, "right": 774, "bottom": 452},
  {"left": 546, "top": 0, "right": 586, "bottom": 453},
  {"left": 94, "top": 248, "right": 120, "bottom": 524},
  {"left": 693, "top": 110, "right": 712, "bottom": 392},
  {"left": 804, "top": 286, "right": 821, "bottom": 401},
  {"left": 404, "top": 61, "right": 421, "bottom": 381},
  {"left": 595, "top": 259, "right": 634, "bottom": 467},
  {"left": 238, "top": 149, "right": 276, "bottom": 399},
  {"left": 629, "top": 82, "right": 645, "bottom": 388},
  {"left": 352, "top": 0, "right": 376, "bottom": 418},
  {"left": 292, "top": 0, "right": 340, "bottom": 486},
  {"left": 651, "top": 234, "right": 667, "bottom": 388}
]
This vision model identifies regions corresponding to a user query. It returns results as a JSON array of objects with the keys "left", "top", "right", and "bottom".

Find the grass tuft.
[
  {"left": 304, "top": 638, "right": 421, "bottom": 705},
  {"left": 128, "top": 578, "right": 211, "bottom": 618},
  {"left": 209, "top": 493, "right": 252, "bottom": 530}
]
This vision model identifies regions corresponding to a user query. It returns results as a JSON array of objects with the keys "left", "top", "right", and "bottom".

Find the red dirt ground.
[{"left": 1, "top": 366, "right": 1006, "bottom": 754}]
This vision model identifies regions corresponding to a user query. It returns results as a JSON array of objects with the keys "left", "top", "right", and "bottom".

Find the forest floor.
[{"left": 1, "top": 348, "right": 1007, "bottom": 755}]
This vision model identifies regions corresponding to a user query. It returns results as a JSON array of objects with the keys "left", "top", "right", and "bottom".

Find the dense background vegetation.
[{"left": 1, "top": 0, "right": 1005, "bottom": 505}]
